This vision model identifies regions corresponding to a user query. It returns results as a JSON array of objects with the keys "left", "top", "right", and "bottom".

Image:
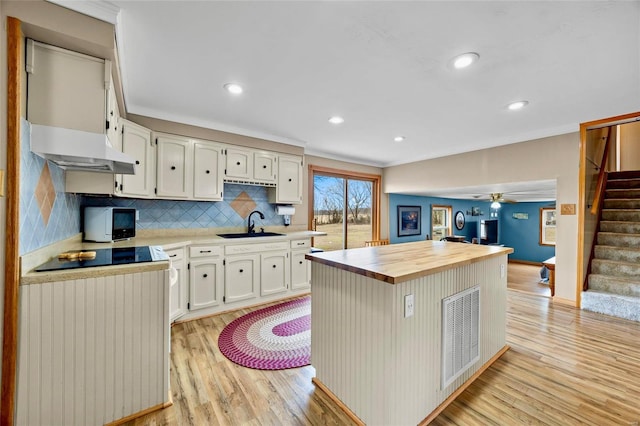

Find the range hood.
[{"left": 30, "top": 124, "right": 136, "bottom": 174}]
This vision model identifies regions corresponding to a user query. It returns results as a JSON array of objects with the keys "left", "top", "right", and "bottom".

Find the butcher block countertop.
[{"left": 306, "top": 240, "right": 513, "bottom": 284}]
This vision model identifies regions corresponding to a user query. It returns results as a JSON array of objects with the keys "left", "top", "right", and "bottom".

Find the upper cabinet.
[
  {"left": 225, "top": 147, "right": 252, "bottom": 180},
  {"left": 156, "top": 133, "right": 224, "bottom": 201},
  {"left": 253, "top": 151, "right": 277, "bottom": 183},
  {"left": 269, "top": 154, "right": 303, "bottom": 204},
  {"left": 224, "top": 147, "right": 278, "bottom": 185}
]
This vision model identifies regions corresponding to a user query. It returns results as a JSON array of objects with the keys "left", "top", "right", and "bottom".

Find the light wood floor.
[
  {"left": 127, "top": 265, "right": 640, "bottom": 425},
  {"left": 507, "top": 261, "right": 551, "bottom": 297}
]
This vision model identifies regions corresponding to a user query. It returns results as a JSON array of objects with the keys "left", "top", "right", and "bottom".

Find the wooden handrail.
[{"left": 590, "top": 127, "right": 613, "bottom": 215}]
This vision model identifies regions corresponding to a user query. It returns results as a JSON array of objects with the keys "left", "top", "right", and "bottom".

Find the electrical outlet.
[
  {"left": 404, "top": 294, "right": 415, "bottom": 318},
  {"left": 500, "top": 264, "right": 505, "bottom": 278}
]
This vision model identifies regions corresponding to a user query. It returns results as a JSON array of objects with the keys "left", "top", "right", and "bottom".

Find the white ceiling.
[{"left": 55, "top": 1, "right": 640, "bottom": 201}]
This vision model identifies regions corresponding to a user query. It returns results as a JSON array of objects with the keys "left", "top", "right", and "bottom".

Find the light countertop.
[{"left": 306, "top": 240, "right": 513, "bottom": 284}]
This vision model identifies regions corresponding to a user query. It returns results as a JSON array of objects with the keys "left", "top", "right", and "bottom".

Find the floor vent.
[{"left": 442, "top": 285, "right": 480, "bottom": 389}]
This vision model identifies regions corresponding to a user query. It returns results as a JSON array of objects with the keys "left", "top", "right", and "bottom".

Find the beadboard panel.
[
  {"left": 310, "top": 255, "right": 507, "bottom": 425},
  {"left": 16, "top": 270, "right": 170, "bottom": 426}
]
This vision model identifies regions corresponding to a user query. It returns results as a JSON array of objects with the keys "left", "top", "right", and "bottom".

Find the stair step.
[
  {"left": 603, "top": 198, "right": 640, "bottom": 209},
  {"left": 581, "top": 290, "right": 640, "bottom": 322},
  {"left": 594, "top": 245, "right": 640, "bottom": 263},
  {"left": 592, "top": 258, "right": 640, "bottom": 279},
  {"left": 601, "top": 209, "right": 640, "bottom": 222},
  {"left": 606, "top": 177, "right": 640, "bottom": 190},
  {"left": 608, "top": 170, "right": 640, "bottom": 181},
  {"left": 599, "top": 221, "right": 640, "bottom": 233},
  {"left": 597, "top": 232, "right": 640, "bottom": 247},
  {"left": 604, "top": 188, "right": 640, "bottom": 199},
  {"left": 588, "top": 274, "right": 640, "bottom": 297}
]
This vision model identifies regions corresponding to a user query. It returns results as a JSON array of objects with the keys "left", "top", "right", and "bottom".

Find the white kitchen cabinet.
[
  {"left": 167, "top": 247, "right": 187, "bottom": 322},
  {"left": 156, "top": 133, "right": 192, "bottom": 198},
  {"left": 225, "top": 146, "right": 253, "bottom": 180},
  {"left": 290, "top": 239, "right": 311, "bottom": 290},
  {"left": 224, "top": 254, "right": 259, "bottom": 304},
  {"left": 106, "top": 77, "right": 121, "bottom": 149},
  {"left": 253, "top": 151, "right": 277, "bottom": 183},
  {"left": 268, "top": 154, "right": 303, "bottom": 204},
  {"left": 188, "top": 245, "right": 224, "bottom": 311},
  {"left": 193, "top": 141, "right": 224, "bottom": 201},
  {"left": 65, "top": 120, "right": 154, "bottom": 197},
  {"left": 260, "top": 250, "right": 289, "bottom": 296}
]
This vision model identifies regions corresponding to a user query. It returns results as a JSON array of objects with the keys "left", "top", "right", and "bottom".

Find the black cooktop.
[{"left": 35, "top": 246, "right": 157, "bottom": 272}]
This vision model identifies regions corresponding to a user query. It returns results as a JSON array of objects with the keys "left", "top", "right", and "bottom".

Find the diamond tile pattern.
[
  {"left": 83, "top": 184, "right": 282, "bottom": 230},
  {"left": 19, "top": 120, "right": 81, "bottom": 255}
]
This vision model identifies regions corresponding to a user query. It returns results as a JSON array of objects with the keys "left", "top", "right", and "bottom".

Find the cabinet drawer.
[
  {"left": 189, "top": 245, "right": 223, "bottom": 258},
  {"left": 165, "top": 248, "right": 184, "bottom": 261},
  {"left": 290, "top": 239, "right": 311, "bottom": 249},
  {"left": 225, "top": 241, "right": 289, "bottom": 255}
]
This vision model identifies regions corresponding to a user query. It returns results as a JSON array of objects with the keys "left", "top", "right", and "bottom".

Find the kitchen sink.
[{"left": 217, "top": 232, "right": 284, "bottom": 239}]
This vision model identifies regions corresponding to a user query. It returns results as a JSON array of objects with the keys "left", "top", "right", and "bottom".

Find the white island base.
[{"left": 308, "top": 241, "right": 512, "bottom": 425}]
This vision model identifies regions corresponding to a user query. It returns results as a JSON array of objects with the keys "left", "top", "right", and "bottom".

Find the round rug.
[{"left": 218, "top": 296, "right": 311, "bottom": 370}]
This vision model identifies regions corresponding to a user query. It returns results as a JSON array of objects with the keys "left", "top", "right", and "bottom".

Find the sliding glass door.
[{"left": 310, "top": 167, "right": 380, "bottom": 251}]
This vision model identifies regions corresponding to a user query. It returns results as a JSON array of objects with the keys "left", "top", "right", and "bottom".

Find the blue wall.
[
  {"left": 388, "top": 193, "right": 556, "bottom": 263},
  {"left": 389, "top": 194, "right": 495, "bottom": 244},
  {"left": 500, "top": 202, "right": 556, "bottom": 262}
]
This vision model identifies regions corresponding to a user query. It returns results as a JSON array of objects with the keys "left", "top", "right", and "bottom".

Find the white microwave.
[{"left": 83, "top": 207, "right": 137, "bottom": 242}]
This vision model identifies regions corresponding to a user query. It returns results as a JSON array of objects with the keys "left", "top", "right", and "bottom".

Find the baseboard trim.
[
  {"left": 552, "top": 296, "right": 578, "bottom": 307},
  {"left": 312, "top": 377, "right": 365, "bottom": 426},
  {"left": 106, "top": 397, "right": 173, "bottom": 426},
  {"left": 509, "top": 259, "right": 544, "bottom": 266},
  {"left": 419, "top": 345, "right": 511, "bottom": 425}
]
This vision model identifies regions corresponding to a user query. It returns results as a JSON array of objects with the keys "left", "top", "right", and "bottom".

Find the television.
[{"left": 480, "top": 219, "right": 498, "bottom": 245}]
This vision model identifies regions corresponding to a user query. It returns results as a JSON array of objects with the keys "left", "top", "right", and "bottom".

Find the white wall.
[{"left": 384, "top": 132, "right": 580, "bottom": 304}]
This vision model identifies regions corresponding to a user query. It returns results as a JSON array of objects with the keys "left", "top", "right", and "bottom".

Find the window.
[
  {"left": 431, "top": 205, "right": 452, "bottom": 240},
  {"left": 540, "top": 207, "right": 556, "bottom": 246},
  {"left": 309, "top": 166, "right": 381, "bottom": 251}
]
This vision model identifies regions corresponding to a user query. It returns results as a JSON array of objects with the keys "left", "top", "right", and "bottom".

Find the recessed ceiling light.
[
  {"left": 507, "top": 100, "right": 529, "bottom": 110},
  {"left": 224, "top": 83, "right": 243, "bottom": 95},
  {"left": 328, "top": 116, "right": 344, "bottom": 124},
  {"left": 394, "top": 136, "right": 405, "bottom": 142},
  {"left": 452, "top": 52, "right": 479, "bottom": 69}
]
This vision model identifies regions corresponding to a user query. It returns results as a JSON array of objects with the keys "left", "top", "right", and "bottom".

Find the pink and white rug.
[{"left": 218, "top": 297, "right": 311, "bottom": 370}]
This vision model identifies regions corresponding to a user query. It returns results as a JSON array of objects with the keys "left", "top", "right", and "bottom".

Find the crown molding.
[{"left": 47, "top": 0, "right": 120, "bottom": 25}]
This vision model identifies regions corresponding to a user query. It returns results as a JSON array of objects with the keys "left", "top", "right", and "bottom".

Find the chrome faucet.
[{"left": 247, "top": 210, "right": 265, "bottom": 234}]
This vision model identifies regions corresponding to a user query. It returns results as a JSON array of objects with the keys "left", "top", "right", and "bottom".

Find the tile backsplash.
[
  {"left": 20, "top": 120, "right": 82, "bottom": 255},
  {"left": 83, "top": 184, "right": 283, "bottom": 230}
]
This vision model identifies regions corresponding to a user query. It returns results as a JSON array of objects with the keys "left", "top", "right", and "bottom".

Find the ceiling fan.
[{"left": 488, "top": 193, "right": 517, "bottom": 208}]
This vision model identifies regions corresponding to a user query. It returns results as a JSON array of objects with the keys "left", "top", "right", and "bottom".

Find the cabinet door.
[
  {"left": 106, "top": 78, "right": 121, "bottom": 149},
  {"left": 253, "top": 151, "right": 277, "bottom": 183},
  {"left": 260, "top": 251, "right": 289, "bottom": 296},
  {"left": 225, "top": 147, "right": 253, "bottom": 180},
  {"left": 274, "top": 155, "right": 303, "bottom": 204},
  {"left": 120, "top": 120, "right": 154, "bottom": 198},
  {"left": 291, "top": 250, "right": 310, "bottom": 290},
  {"left": 189, "top": 258, "right": 224, "bottom": 310},
  {"left": 156, "top": 134, "right": 192, "bottom": 198},
  {"left": 225, "top": 255, "right": 259, "bottom": 303},
  {"left": 193, "top": 141, "right": 224, "bottom": 200},
  {"left": 167, "top": 249, "right": 187, "bottom": 322}
]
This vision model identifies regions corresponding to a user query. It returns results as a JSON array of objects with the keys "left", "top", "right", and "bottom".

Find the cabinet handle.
[
  {"left": 236, "top": 161, "right": 241, "bottom": 165},
  {"left": 205, "top": 170, "right": 210, "bottom": 174},
  {"left": 239, "top": 269, "right": 244, "bottom": 273},
  {"left": 203, "top": 273, "right": 208, "bottom": 278},
  {"left": 263, "top": 165, "right": 267, "bottom": 169},
  {"left": 135, "top": 160, "right": 140, "bottom": 165},
  {"left": 200, "top": 250, "right": 212, "bottom": 253},
  {"left": 299, "top": 261, "right": 303, "bottom": 264},
  {"left": 288, "top": 178, "right": 292, "bottom": 182},
  {"left": 169, "top": 254, "right": 177, "bottom": 258},
  {"left": 272, "top": 264, "right": 277, "bottom": 268},
  {"left": 171, "top": 166, "right": 176, "bottom": 170},
  {"left": 297, "top": 242, "right": 304, "bottom": 246}
]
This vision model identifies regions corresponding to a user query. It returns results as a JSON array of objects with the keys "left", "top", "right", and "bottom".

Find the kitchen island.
[{"left": 306, "top": 240, "right": 513, "bottom": 425}]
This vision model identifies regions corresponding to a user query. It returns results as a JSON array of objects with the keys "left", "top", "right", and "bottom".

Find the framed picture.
[
  {"left": 540, "top": 207, "right": 556, "bottom": 246},
  {"left": 398, "top": 205, "right": 421, "bottom": 237},
  {"left": 455, "top": 211, "right": 465, "bottom": 230}
]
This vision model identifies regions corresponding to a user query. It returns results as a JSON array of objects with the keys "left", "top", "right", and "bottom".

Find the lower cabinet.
[
  {"left": 224, "top": 254, "right": 259, "bottom": 303},
  {"left": 167, "top": 247, "right": 187, "bottom": 322},
  {"left": 188, "top": 245, "right": 224, "bottom": 311},
  {"left": 260, "top": 250, "right": 289, "bottom": 296},
  {"left": 291, "top": 250, "right": 310, "bottom": 290}
]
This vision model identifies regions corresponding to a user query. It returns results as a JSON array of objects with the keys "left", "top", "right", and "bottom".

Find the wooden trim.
[
  {"left": 419, "top": 345, "right": 511, "bottom": 425},
  {"left": 508, "top": 259, "right": 542, "bottom": 266},
  {"left": 1, "top": 17, "right": 22, "bottom": 426},
  {"left": 105, "top": 400, "right": 173, "bottom": 426},
  {"left": 311, "top": 377, "right": 365, "bottom": 426},
  {"left": 552, "top": 296, "right": 576, "bottom": 307},
  {"left": 307, "top": 164, "right": 382, "bottom": 242}
]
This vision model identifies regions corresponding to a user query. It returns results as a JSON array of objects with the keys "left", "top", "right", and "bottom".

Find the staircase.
[{"left": 582, "top": 170, "right": 640, "bottom": 322}]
